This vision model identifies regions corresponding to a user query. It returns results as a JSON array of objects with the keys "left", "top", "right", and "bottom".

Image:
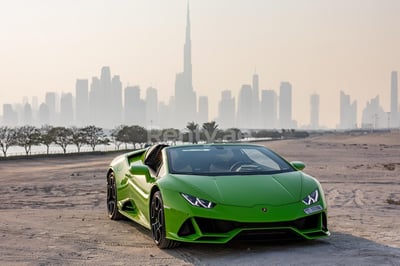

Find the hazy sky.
[{"left": 1, "top": 0, "right": 400, "bottom": 128}]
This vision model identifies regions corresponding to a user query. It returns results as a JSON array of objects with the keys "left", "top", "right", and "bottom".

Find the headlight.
[
  {"left": 302, "top": 189, "right": 319, "bottom": 205},
  {"left": 181, "top": 193, "right": 216, "bottom": 209}
]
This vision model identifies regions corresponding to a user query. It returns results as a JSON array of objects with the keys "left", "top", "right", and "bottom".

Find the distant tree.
[
  {"left": 82, "top": 125, "right": 109, "bottom": 152},
  {"left": 202, "top": 121, "right": 219, "bottom": 143},
  {"left": 39, "top": 125, "right": 54, "bottom": 154},
  {"left": 110, "top": 125, "right": 126, "bottom": 150},
  {"left": 71, "top": 127, "right": 86, "bottom": 152},
  {"left": 253, "top": 129, "right": 282, "bottom": 139},
  {"left": 216, "top": 129, "right": 226, "bottom": 141},
  {"left": 292, "top": 130, "right": 309, "bottom": 138},
  {"left": 186, "top": 121, "right": 199, "bottom": 144},
  {"left": 0, "top": 126, "right": 17, "bottom": 157},
  {"left": 161, "top": 128, "right": 180, "bottom": 145},
  {"left": 50, "top": 126, "right": 73, "bottom": 154},
  {"left": 272, "top": 131, "right": 282, "bottom": 139},
  {"left": 16, "top": 125, "right": 41, "bottom": 155},
  {"left": 224, "top": 128, "right": 242, "bottom": 141},
  {"left": 268, "top": 130, "right": 282, "bottom": 139},
  {"left": 127, "top": 125, "right": 147, "bottom": 149},
  {"left": 255, "top": 130, "right": 268, "bottom": 138},
  {"left": 116, "top": 125, "right": 132, "bottom": 149},
  {"left": 148, "top": 129, "right": 163, "bottom": 144}
]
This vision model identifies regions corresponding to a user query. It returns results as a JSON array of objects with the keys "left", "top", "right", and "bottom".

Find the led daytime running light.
[
  {"left": 181, "top": 193, "right": 216, "bottom": 209},
  {"left": 302, "top": 189, "right": 319, "bottom": 205}
]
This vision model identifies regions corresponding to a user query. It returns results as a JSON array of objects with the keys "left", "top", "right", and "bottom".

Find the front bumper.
[
  {"left": 175, "top": 212, "right": 329, "bottom": 243},
  {"left": 162, "top": 190, "right": 330, "bottom": 244}
]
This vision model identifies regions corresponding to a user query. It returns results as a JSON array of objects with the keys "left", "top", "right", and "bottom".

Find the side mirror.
[
  {"left": 291, "top": 161, "right": 306, "bottom": 171},
  {"left": 129, "top": 165, "right": 155, "bottom": 183}
]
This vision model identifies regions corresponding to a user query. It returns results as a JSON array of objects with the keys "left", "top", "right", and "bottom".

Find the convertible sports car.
[{"left": 107, "top": 144, "right": 329, "bottom": 248}]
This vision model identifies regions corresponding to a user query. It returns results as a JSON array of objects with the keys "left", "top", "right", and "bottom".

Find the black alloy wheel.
[
  {"left": 150, "top": 191, "right": 180, "bottom": 249},
  {"left": 107, "top": 172, "right": 123, "bottom": 220}
]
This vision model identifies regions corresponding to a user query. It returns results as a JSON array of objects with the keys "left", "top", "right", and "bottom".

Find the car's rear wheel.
[
  {"left": 107, "top": 172, "right": 123, "bottom": 220},
  {"left": 150, "top": 191, "right": 180, "bottom": 249}
]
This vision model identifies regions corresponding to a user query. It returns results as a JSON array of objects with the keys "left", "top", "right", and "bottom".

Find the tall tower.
[
  {"left": 339, "top": 91, "right": 357, "bottom": 129},
  {"left": 218, "top": 90, "right": 235, "bottom": 128},
  {"left": 184, "top": 1, "right": 192, "bottom": 86},
  {"left": 124, "top": 86, "right": 146, "bottom": 126},
  {"left": 198, "top": 96, "right": 208, "bottom": 124},
  {"left": 390, "top": 71, "right": 398, "bottom": 127},
  {"left": 252, "top": 73, "right": 260, "bottom": 128},
  {"left": 279, "top": 82, "right": 293, "bottom": 129},
  {"left": 261, "top": 90, "right": 277, "bottom": 129},
  {"left": 100, "top": 66, "right": 112, "bottom": 128},
  {"left": 60, "top": 93, "right": 74, "bottom": 126},
  {"left": 111, "top": 75, "right": 123, "bottom": 126},
  {"left": 23, "top": 103, "right": 33, "bottom": 125},
  {"left": 75, "top": 79, "right": 89, "bottom": 126},
  {"left": 174, "top": 1, "right": 197, "bottom": 128},
  {"left": 310, "top": 93, "right": 319, "bottom": 129},
  {"left": 45, "top": 92, "right": 57, "bottom": 125},
  {"left": 237, "top": 84, "right": 253, "bottom": 129},
  {"left": 146, "top": 86, "right": 159, "bottom": 128},
  {"left": 2, "top": 104, "right": 18, "bottom": 126}
]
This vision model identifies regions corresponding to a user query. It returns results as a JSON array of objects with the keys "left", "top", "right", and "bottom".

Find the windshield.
[{"left": 166, "top": 145, "right": 295, "bottom": 175}]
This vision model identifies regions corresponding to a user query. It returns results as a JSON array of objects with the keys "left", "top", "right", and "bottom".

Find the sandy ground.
[{"left": 0, "top": 131, "right": 399, "bottom": 265}]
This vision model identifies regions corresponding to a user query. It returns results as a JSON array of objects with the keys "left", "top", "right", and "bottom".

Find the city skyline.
[
  {"left": 1, "top": 64, "right": 398, "bottom": 130},
  {"left": 1, "top": 1, "right": 400, "bottom": 128}
]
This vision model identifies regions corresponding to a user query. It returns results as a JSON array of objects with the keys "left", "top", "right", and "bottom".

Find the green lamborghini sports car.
[{"left": 106, "top": 143, "right": 329, "bottom": 248}]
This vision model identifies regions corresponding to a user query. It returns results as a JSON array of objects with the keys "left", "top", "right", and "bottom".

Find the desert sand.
[{"left": 0, "top": 131, "right": 399, "bottom": 265}]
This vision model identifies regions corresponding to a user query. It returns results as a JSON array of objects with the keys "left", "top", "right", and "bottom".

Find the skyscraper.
[
  {"left": 45, "top": 92, "right": 57, "bottom": 125},
  {"left": 124, "top": 86, "right": 146, "bottom": 126},
  {"left": 38, "top": 103, "right": 49, "bottom": 125},
  {"left": 23, "top": 103, "right": 33, "bottom": 125},
  {"left": 75, "top": 79, "right": 89, "bottom": 126},
  {"left": 146, "top": 86, "right": 158, "bottom": 128},
  {"left": 31, "top": 96, "right": 38, "bottom": 125},
  {"left": 237, "top": 84, "right": 253, "bottom": 128},
  {"left": 252, "top": 73, "right": 260, "bottom": 128},
  {"left": 174, "top": 2, "right": 197, "bottom": 128},
  {"left": 198, "top": 96, "right": 209, "bottom": 124},
  {"left": 60, "top": 93, "right": 74, "bottom": 126},
  {"left": 361, "top": 95, "right": 386, "bottom": 129},
  {"left": 158, "top": 101, "right": 171, "bottom": 129},
  {"left": 2, "top": 104, "right": 18, "bottom": 126},
  {"left": 31, "top": 96, "right": 38, "bottom": 112},
  {"left": 339, "top": 91, "right": 357, "bottom": 129},
  {"left": 390, "top": 71, "right": 398, "bottom": 127},
  {"left": 100, "top": 66, "right": 112, "bottom": 128},
  {"left": 89, "top": 77, "right": 101, "bottom": 126},
  {"left": 111, "top": 75, "right": 123, "bottom": 127},
  {"left": 261, "top": 90, "right": 277, "bottom": 129},
  {"left": 218, "top": 90, "right": 235, "bottom": 128},
  {"left": 310, "top": 93, "right": 320, "bottom": 129},
  {"left": 279, "top": 82, "right": 293, "bottom": 129},
  {"left": 88, "top": 66, "right": 121, "bottom": 128}
]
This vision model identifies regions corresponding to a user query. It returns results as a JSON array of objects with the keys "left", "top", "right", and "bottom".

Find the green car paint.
[{"left": 107, "top": 144, "right": 329, "bottom": 248}]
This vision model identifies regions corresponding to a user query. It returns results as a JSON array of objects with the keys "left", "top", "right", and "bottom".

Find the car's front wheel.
[
  {"left": 150, "top": 191, "right": 180, "bottom": 249},
  {"left": 107, "top": 172, "right": 123, "bottom": 220}
]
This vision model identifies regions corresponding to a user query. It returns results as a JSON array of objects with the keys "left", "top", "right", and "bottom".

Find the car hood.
[{"left": 169, "top": 171, "right": 305, "bottom": 207}]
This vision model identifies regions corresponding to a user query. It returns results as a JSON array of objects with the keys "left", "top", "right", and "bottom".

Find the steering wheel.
[{"left": 230, "top": 161, "right": 247, "bottom": 172}]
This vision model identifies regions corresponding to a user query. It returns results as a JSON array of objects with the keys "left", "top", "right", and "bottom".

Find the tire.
[
  {"left": 150, "top": 191, "right": 180, "bottom": 249},
  {"left": 107, "top": 172, "right": 123, "bottom": 220}
]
